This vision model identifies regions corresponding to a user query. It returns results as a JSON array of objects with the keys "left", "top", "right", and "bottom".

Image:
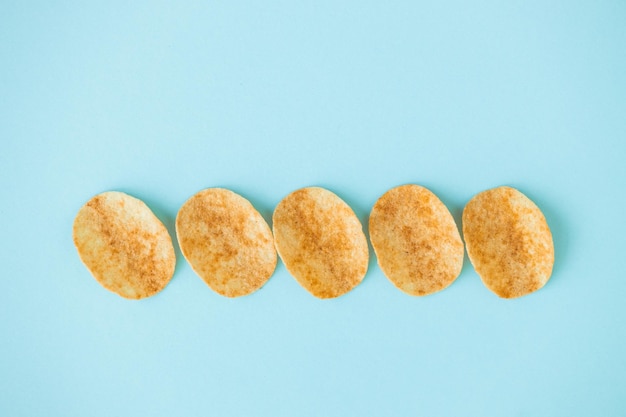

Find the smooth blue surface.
[{"left": 1, "top": 1, "right": 625, "bottom": 416}]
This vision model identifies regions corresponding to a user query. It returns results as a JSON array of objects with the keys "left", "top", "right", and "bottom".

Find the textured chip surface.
[
  {"left": 73, "top": 191, "right": 176, "bottom": 299},
  {"left": 463, "top": 186, "right": 554, "bottom": 298},
  {"left": 272, "top": 187, "right": 369, "bottom": 299},
  {"left": 176, "top": 188, "right": 276, "bottom": 297},
  {"left": 369, "top": 184, "right": 464, "bottom": 296}
]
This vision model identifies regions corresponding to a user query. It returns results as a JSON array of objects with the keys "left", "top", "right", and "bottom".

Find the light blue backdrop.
[{"left": 1, "top": 1, "right": 625, "bottom": 416}]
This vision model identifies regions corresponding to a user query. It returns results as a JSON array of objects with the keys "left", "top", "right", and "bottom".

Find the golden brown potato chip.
[
  {"left": 272, "top": 187, "right": 369, "bottom": 299},
  {"left": 463, "top": 186, "right": 554, "bottom": 298},
  {"left": 73, "top": 191, "right": 176, "bottom": 299},
  {"left": 369, "top": 184, "right": 464, "bottom": 296},
  {"left": 176, "top": 188, "right": 276, "bottom": 297}
]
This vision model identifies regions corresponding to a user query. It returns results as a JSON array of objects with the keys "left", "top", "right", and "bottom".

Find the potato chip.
[
  {"left": 462, "top": 186, "right": 554, "bottom": 298},
  {"left": 73, "top": 191, "right": 176, "bottom": 299},
  {"left": 272, "top": 187, "right": 369, "bottom": 299},
  {"left": 369, "top": 184, "right": 464, "bottom": 296},
  {"left": 176, "top": 188, "right": 276, "bottom": 297}
]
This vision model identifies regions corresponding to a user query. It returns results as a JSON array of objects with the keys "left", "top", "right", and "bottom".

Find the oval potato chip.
[
  {"left": 463, "top": 186, "right": 554, "bottom": 298},
  {"left": 272, "top": 187, "right": 369, "bottom": 299},
  {"left": 176, "top": 188, "right": 276, "bottom": 297},
  {"left": 73, "top": 191, "right": 176, "bottom": 299},
  {"left": 369, "top": 184, "right": 464, "bottom": 296}
]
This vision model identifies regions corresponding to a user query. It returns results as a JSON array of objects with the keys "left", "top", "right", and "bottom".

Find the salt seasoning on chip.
[
  {"left": 462, "top": 186, "right": 554, "bottom": 298},
  {"left": 369, "top": 184, "right": 464, "bottom": 296},
  {"left": 272, "top": 187, "right": 369, "bottom": 299},
  {"left": 176, "top": 188, "right": 276, "bottom": 297},
  {"left": 73, "top": 191, "right": 176, "bottom": 299}
]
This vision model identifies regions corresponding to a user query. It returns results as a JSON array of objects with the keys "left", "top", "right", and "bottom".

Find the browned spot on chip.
[
  {"left": 73, "top": 191, "right": 176, "bottom": 299},
  {"left": 462, "top": 186, "right": 554, "bottom": 298},
  {"left": 272, "top": 187, "right": 369, "bottom": 299},
  {"left": 369, "top": 184, "right": 464, "bottom": 296},
  {"left": 176, "top": 188, "right": 277, "bottom": 297}
]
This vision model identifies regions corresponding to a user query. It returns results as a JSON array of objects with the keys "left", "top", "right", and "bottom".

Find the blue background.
[{"left": 1, "top": 1, "right": 625, "bottom": 416}]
